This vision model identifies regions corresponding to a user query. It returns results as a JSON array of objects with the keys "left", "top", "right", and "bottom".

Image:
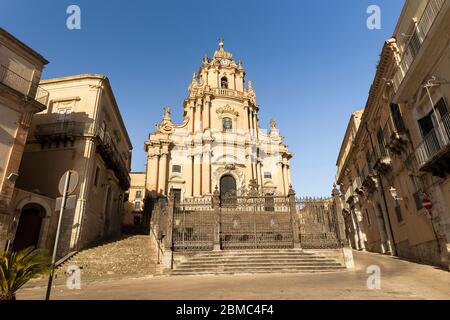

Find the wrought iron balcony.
[
  {"left": 35, "top": 121, "right": 130, "bottom": 190},
  {"left": 0, "top": 64, "right": 49, "bottom": 106},
  {"left": 415, "top": 112, "right": 450, "bottom": 177},
  {"left": 372, "top": 143, "right": 391, "bottom": 174},
  {"left": 392, "top": 0, "right": 445, "bottom": 93}
]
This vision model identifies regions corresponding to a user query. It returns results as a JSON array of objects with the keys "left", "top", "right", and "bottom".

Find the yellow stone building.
[
  {"left": 144, "top": 39, "right": 293, "bottom": 201},
  {"left": 336, "top": 0, "right": 450, "bottom": 269}
]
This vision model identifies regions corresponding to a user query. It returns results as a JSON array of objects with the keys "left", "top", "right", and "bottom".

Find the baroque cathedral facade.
[{"left": 144, "top": 39, "right": 293, "bottom": 200}]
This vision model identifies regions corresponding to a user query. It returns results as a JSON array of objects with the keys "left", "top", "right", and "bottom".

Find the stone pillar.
[
  {"left": 158, "top": 149, "right": 168, "bottom": 195},
  {"left": 185, "top": 154, "right": 193, "bottom": 198},
  {"left": 282, "top": 163, "right": 288, "bottom": 195},
  {"left": 147, "top": 152, "right": 159, "bottom": 196},
  {"left": 202, "top": 150, "right": 211, "bottom": 195},
  {"left": 195, "top": 101, "right": 202, "bottom": 133},
  {"left": 243, "top": 103, "right": 250, "bottom": 131},
  {"left": 288, "top": 186, "right": 301, "bottom": 249},
  {"left": 193, "top": 151, "right": 202, "bottom": 197},
  {"left": 203, "top": 96, "right": 211, "bottom": 129},
  {"left": 213, "top": 187, "right": 221, "bottom": 251},
  {"left": 162, "top": 191, "right": 175, "bottom": 269}
]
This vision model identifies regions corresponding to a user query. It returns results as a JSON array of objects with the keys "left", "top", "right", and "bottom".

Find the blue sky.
[{"left": 1, "top": 0, "right": 404, "bottom": 196}]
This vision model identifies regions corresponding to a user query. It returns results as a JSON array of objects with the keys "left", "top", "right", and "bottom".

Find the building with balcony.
[
  {"left": 0, "top": 28, "right": 49, "bottom": 252},
  {"left": 335, "top": 0, "right": 450, "bottom": 270},
  {"left": 144, "top": 39, "right": 294, "bottom": 203},
  {"left": 123, "top": 172, "right": 146, "bottom": 232},
  {"left": 9, "top": 74, "right": 132, "bottom": 258}
]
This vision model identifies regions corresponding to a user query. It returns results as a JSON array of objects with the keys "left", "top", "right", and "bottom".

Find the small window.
[
  {"left": 133, "top": 216, "right": 141, "bottom": 225},
  {"left": 135, "top": 190, "right": 142, "bottom": 199},
  {"left": 172, "top": 165, "right": 182, "bottom": 173},
  {"left": 94, "top": 166, "right": 100, "bottom": 187},
  {"left": 222, "top": 117, "right": 232, "bottom": 132},
  {"left": 264, "top": 172, "right": 272, "bottom": 179},
  {"left": 221, "top": 76, "right": 228, "bottom": 89},
  {"left": 134, "top": 201, "right": 141, "bottom": 210}
]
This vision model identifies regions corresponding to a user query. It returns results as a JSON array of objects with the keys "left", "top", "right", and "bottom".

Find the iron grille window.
[
  {"left": 172, "top": 165, "right": 182, "bottom": 173},
  {"left": 135, "top": 190, "right": 142, "bottom": 199}
]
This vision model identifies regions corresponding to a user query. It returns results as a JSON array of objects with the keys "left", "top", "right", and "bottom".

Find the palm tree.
[{"left": 0, "top": 246, "right": 51, "bottom": 300}]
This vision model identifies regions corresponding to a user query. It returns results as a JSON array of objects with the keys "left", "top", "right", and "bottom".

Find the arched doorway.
[
  {"left": 220, "top": 175, "right": 237, "bottom": 197},
  {"left": 12, "top": 203, "right": 46, "bottom": 251}
]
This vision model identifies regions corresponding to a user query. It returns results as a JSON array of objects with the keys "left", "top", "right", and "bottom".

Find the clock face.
[{"left": 221, "top": 59, "right": 228, "bottom": 66}]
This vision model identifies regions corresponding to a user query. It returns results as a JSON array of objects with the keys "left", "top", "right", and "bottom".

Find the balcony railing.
[
  {"left": 212, "top": 88, "right": 244, "bottom": 99},
  {"left": 0, "top": 64, "right": 49, "bottom": 106},
  {"left": 392, "top": 0, "right": 445, "bottom": 92},
  {"left": 35, "top": 121, "right": 130, "bottom": 189},
  {"left": 415, "top": 112, "right": 450, "bottom": 167}
]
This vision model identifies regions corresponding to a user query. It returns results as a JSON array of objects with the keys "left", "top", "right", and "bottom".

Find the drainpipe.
[{"left": 365, "top": 122, "right": 397, "bottom": 255}]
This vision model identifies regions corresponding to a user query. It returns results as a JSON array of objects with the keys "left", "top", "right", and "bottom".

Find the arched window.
[
  {"left": 222, "top": 117, "right": 232, "bottom": 132},
  {"left": 221, "top": 76, "right": 228, "bottom": 89}
]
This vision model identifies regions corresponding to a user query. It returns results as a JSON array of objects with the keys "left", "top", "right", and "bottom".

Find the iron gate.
[
  {"left": 172, "top": 198, "right": 214, "bottom": 251},
  {"left": 220, "top": 195, "right": 294, "bottom": 249}
]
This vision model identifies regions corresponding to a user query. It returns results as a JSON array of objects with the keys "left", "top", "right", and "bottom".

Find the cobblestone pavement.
[{"left": 17, "top": 251, "right": 450, "bottom": 300}]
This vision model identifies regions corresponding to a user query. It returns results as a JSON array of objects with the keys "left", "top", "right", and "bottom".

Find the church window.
[
  {"left": 222, "top": 117, "right": 232, "bottom": 132},
  {"left": 221, "top": 76, "right": 228, "bottom": 89},
  {"left": 172, "top": 165, "right": 182, "bottom": 173},
  {"left": 264, "top": 172, "right": 272, "bottom": 179}
]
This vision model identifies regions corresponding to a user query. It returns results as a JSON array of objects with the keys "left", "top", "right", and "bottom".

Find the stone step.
[
  {"left": 175, "top": 263, "right": 342, "bottom": 270},
  {"left": 171, "top": 266, "right": 345, "bottom": 275},
  {"left": 179, "top": 259, "right": 338, "bottom": 266},
  {"left": 187, "top": 256, "right": 333, "bottom": 262}
]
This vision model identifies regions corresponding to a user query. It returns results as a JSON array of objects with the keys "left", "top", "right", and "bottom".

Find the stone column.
[
  {"left": 158, "top": 148, "right": 168, "bottom": 195},
  {"left": 162, "top": 191, "right": 175, "bottom": 269},
  {"left": 185, "top": 154, "right": 193, "bottom": 198},
  {"left": 286, "top": 163, "right": 292, "bottom": 186},
  {"left": 146, "top": 152, "right": 159, "bottom": 196},
  {"left": 243, "top": 103, "right": 250, "bottom": 131},
  {"left": 288, "top": 187, "right": 301, "bottom": 249},
  {"left": 282, "top": 163, "right": 288, "bottom": 195},
  {"left": 195, "top": 100, "right": 202, "bottom": 133},
  {"left": 213, "top": 188, "right": 221, "bottom": 251},
  {"left": 202, "top": 149, "right": 211, "bottom": 195},
  {"left": 193, "top": 151, "right": 202, "bottom": 197},
  {"left": 203, "top": 96, "right": 211, "bottom": 129}
]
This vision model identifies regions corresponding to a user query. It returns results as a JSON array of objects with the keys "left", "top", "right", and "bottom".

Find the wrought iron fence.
[
  {"left": 171, "top": 194, "right": 343, "bottom": 252},
  {"left": 415, "top": 113, "right": 450, "bottom": 167},
  {"left": 0, "top": 64, "right": 49, "bottom": 105}
]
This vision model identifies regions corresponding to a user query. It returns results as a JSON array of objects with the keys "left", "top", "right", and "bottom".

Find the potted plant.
[{"left": 0, "top": 246, "right": 51, "bottom": 300}]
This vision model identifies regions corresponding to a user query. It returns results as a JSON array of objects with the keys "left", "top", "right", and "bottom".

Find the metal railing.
[
  {"left": 0, "top": 64, "right": 49, "bottom": 106},
  {"left": 35, "top": 121, "right": 130, "bottom": 189},
  {"left": 415, "top": 112, "right": 450, "bottom": 167},
  {"left": 392, "top": 0, "right": 445, "bottom": 92}
]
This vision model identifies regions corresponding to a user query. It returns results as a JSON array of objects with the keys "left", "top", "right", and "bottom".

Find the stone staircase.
[
  {"left": 171, "top": 249, "right": 346, "bottom": 276},
  {"left": 54, "top": 234, "right": 157, "bottom": 281}
]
